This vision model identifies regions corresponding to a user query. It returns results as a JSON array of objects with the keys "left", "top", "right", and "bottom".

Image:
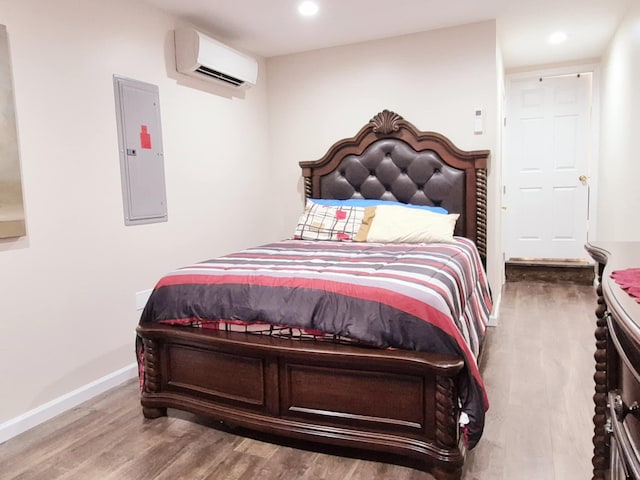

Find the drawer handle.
[{"left": 614, "top": 394, "right": 640, "bottom": 422}]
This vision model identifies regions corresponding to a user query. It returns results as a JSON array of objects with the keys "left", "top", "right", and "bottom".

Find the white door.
[{"left": 505, "top": 73, "right": 592, "bottom": 260}]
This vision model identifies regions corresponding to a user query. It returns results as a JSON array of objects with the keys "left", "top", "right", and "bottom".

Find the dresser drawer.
[{"left": 608, "top": 315, "right": 640, "bottom": 478}]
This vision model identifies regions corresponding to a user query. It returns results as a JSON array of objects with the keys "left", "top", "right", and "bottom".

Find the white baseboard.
[
  {"left": 488, "top": 291, "right": 501, "bottom": 327},
  {"left": 0, "top": 362, "right": 138, "bottom": 444}
]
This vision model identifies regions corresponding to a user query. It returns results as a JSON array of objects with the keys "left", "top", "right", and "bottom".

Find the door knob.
[{"left": 579, "top": 175, "right": 588, "bottom": 183}]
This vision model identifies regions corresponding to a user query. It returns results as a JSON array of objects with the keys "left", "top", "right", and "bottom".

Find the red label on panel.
[{"left": 140, "top": 125, "right": 152, "bottom": 149}]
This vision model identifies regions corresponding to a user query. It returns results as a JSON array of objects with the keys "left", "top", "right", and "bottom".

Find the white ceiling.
[{"left": 141, "top": 0, "right": 633, "bottom": 69}]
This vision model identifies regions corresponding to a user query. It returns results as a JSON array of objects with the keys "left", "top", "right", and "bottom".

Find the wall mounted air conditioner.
[{"left": 174, "top": 27, "right": 258, "bottom": 89}]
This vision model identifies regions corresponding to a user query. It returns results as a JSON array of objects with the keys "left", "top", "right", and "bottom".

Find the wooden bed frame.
[{"left": 136, "top": 110, "right": 490, "bottom": 480}]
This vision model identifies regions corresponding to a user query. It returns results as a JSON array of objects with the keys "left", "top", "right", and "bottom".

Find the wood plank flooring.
[{"left": 0, "top": 281, "right": 596, "bottom": 480}]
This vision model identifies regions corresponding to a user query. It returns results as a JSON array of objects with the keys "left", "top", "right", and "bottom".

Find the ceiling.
[{"left": 141, "top": 0, "right": 633, "bottom": 69}]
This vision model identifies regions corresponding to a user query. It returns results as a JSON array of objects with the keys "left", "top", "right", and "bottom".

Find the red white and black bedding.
[{"left": 138, "top": 237, "right": 492, "bottom": 447}]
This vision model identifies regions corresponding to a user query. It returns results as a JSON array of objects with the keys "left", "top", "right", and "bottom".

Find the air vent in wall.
[{"left": 195, "top": 65, "right": 245, "bottom": 87}]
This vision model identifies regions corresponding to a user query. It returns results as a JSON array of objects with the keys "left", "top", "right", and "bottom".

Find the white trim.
[
  {"left": 586, "top": 65, "right": 600, "bottom": 244},
  {"left": 488, "top": 291, "right": 501, "bottom": 327},
  {"left": 505, "top": 62, "right": 600, "bottom": 80},
  {"left": 0, "top": 363, "right": 137, "bottom": 444}
]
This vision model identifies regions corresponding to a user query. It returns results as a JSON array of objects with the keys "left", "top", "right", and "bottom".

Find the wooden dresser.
[{"left": 586, "top": 242, "right": 640, "bottom": 480}]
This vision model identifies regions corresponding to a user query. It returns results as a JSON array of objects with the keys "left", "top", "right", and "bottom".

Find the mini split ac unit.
[{"left": 174, "top": 27, "right": 258, "bottom": 89}]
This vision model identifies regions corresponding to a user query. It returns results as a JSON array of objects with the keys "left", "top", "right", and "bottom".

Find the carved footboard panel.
[{"left": 137, "top": 325, "right": 467, "bottom": 480}]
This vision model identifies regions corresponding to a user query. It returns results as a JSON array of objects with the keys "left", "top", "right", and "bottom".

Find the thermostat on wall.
[{"left": 474, "top": 108, "right": 483, "bottom": 134}]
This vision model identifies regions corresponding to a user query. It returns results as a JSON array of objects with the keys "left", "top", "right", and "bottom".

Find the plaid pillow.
[{"left": 294, "top": 203, "right": 366, "bottom": 241}]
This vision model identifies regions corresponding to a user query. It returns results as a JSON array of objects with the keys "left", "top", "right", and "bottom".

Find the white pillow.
[{"left": 358, "top": 204, "right": 459, "bottom": 243}]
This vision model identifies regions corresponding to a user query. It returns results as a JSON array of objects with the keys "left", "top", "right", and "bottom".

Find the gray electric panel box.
[{"left": 113, "top": 75, "right": 167, "bottom": 225}]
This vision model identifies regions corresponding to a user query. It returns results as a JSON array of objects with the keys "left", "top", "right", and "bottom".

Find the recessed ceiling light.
[
  {"left": 548, "top": 31, "right": 568, "bottom": 45},
  {"left": 298, "top": 1, "right": 319, "bottom": 17}
]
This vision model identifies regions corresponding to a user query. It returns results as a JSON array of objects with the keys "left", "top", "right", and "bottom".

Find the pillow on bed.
[
  {"left": 356, "top": 204, "right": 459, "bottom": 243},
  {"left": 309, "top": 198, "right": 447, "bottom": 214},
  {"left": 294, "top": 203, "right": 367, "bottom": 241}
]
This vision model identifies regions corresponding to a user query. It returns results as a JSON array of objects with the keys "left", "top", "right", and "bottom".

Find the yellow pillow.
[{"left": 357, "top": 205, "right": 459, "bottom": 243}]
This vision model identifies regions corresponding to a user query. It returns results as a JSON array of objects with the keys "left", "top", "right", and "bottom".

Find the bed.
[{"left": 136, "top": 110, "right": 491, "bottom": 480}]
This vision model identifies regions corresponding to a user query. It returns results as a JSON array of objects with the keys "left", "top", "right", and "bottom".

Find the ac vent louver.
[{"left": 195, "top": 66, "right": 245, "bottom": 87}]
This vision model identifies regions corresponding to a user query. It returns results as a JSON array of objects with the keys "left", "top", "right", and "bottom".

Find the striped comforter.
[{"left": 139, "top": 238, "right": 492, "bottom": 447}]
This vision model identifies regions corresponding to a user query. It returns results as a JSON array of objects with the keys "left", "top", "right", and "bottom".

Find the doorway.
[{"left": 504, "top": 70, "right": 595, "bottom": 264}]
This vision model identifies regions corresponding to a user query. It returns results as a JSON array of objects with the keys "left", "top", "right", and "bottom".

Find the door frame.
[{"left": 502, "top": 63, "right": 600, "bottom": 262}]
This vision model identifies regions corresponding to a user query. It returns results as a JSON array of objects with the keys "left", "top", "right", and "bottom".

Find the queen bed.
[{"left": 136, "top": 110, "right": 491, "bottom": 480}]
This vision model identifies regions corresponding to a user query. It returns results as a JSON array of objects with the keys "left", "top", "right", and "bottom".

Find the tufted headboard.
[{"left": 299, "top": 110, "right": 490, "bottom": 261}]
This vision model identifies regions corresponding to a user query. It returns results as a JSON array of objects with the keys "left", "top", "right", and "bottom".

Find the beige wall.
[
  {"left": 0, "top": 0, "right": 273, "bottom": 423},
  {"left": 266, "top": 20, "right": 503, "bottom": 295},
  {"left": 598, "top": 4, "right": 640, "bottom": 239}
]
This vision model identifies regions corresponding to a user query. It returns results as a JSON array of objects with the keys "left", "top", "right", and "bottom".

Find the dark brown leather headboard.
[{"left": 299, "top": 110, "right": 490, "bottom": 261}]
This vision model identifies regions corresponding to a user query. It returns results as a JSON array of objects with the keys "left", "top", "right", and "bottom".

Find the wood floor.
[{"left": 0, "top": 281, "right": 596, "bottom": 480}]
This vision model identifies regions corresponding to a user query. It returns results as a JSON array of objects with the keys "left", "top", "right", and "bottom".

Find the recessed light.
[
  {"left": 548, "top": 31, "right": 567, "bottom": 45},
  {"left": 298, "top": 1, "right": 319, "bottom": 17}
]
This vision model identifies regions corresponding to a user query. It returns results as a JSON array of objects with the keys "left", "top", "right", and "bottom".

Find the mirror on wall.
[{"left": 0, "top": 24, "right": 25, "bottom": 239}]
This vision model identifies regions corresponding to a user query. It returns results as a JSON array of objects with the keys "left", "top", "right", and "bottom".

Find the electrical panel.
[{"left": 113, "top": 75, "right": 167, "bottom": 225}]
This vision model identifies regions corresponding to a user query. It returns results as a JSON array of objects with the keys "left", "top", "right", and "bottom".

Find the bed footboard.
[{"left": 137, "top": 325, "right": 467, "bottom": 480}]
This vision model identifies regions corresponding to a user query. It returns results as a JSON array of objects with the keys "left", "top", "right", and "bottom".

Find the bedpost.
[
  {"left": 592, "top": 267, "right": 609, "bottom": 479},
  {"left": 434, "top": 375, "right": 463, "bottom": 480},
  {"left": 302, "top": 170, "right": 313, "bottom": 200},
  {"left": 475, "top": 168, "right": 488, "bottom": 264},
  {"left": 141, "top": 337, "right": 167, "bottom": 419}
]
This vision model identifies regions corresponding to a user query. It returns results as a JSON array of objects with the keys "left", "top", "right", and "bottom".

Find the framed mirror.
[{"left": 0, "top": 24, "right": 25, "bottom": 239}]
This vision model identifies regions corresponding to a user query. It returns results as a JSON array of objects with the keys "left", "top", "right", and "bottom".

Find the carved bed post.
[
  {"left": 592, "top": 263, "right": 609, "bottom": 480},
  {"left": 475, "top": 169, "right": 488, "bottom": 263},
  {"left": 433, "top": 375, "right": 463, "bottom": 480},
  {"left": 303, "top": 174, "right": 312, "bottom": 199},
  {"left": 141, "top": 337, "right": 167, "bottom": 419}
]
